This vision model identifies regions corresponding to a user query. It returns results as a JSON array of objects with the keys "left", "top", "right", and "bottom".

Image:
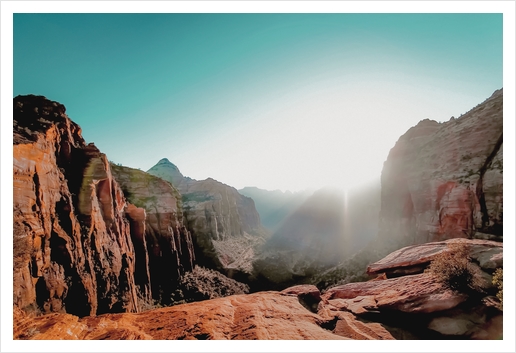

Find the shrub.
[
  {"left": 426, "top": 242, "right": 484, "bottom": 293},
  {"left": 492, "top": 268, "right": 503, "bottom": 309}
]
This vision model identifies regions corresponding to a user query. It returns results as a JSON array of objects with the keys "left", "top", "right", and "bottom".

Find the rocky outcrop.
[
  {"left": 13, "top": 289, "right": 395, "bottom": 340},
  {"left": 147, "top": 159, "right": 270, "bottom": 276},
  {"left": 13, "top": 237, "right": 502, "bottom": 340},
  {"left": 366, "top": 238, "right": 503, "bottom": 277},
  {"left": 379, "top": 89, "right": 503, "bottom": 247},
  {"left": 320, "top": 238, "right": 503, "bottom": 339},
  {"left": 110, "top": 165, "right": 195, "bottom": 305},
  {"left": 13, "top": 95, "right": 142, "bottom": 316},
  {"left": 309, "top": 90, "right": 504, "bottom": 291}
]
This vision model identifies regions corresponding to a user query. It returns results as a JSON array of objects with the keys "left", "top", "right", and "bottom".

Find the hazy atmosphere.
[
  {"left": 13, "top": 12, "right": 503, "bottom": 191},
  {"left": 4, "top": 1, "right": 515, "bottom": 350}
]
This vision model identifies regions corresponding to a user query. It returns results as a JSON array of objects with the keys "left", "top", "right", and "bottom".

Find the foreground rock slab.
[
  {"left": 322, "top": 273, "right": 468, "bottom": 315},
  {"left": 13, "top": 290, "right": 399, "bottom": 340},
  {"left": 367, "top": 238, "right": 503, "bottom": 276}
]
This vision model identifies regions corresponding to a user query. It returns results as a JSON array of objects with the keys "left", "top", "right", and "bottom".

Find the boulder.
[
  {"left": 322, "top": 273, "right": 468, "bottom": 314},
  {"left": 367, "top": 238, "right": 503, "bottom": 276}
]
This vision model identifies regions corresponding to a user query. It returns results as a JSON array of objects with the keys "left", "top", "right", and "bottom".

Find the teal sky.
[{"left": 13, "top": 13, "right": 503, "bottom": 191}]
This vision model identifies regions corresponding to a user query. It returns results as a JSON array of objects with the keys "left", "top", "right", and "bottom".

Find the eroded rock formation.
[
  {"left": 310, "top": 90, "right": 504, "bottom": 291},
  {"left": 379, "top": 89, "right": 503, "bottom": 248},
  {"left": 13, "top": 239, "right": 502, "bottom": 340},
  {"left": 147, "top": 159, "right": 270, "bottom": 276},
  {"left": 110, "top": 165, "right": 195, "bottom": 305},
  {"left": 13, "top": 95, "right": 142, "bottom": 316}
]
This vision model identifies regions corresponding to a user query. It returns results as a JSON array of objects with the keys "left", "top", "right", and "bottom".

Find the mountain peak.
[
  {"left": 157, "top": 157, "right": 174, "bottom": 165},
  {"left": 147, "top": 158, "right": 184, "bottom": 186}
]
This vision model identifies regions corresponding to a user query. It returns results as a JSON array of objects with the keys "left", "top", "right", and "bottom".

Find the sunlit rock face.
[
  {"left": 379, "top": 89, "right": 503, "bottom": 248},
  {"left": 110, "top": 165, "right": 195, "bottom": 305},
  {"left": 13, "top": 95, "right": 141, "bottom": 317},
  {"left": 319, "top": 238, "right": 503, "bottom": 339},
  {"left": 147, "top": 159, "right": 270, "bottom": 277},
  {"left": 14, "top": 239, "right": 502, "bottom": 340}
]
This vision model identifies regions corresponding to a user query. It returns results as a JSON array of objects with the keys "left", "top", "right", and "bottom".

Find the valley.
[{"left": 11, "top": 89, "right": 504, "bottom": 340}]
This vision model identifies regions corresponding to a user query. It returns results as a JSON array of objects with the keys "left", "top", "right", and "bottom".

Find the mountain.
[
  {"left": 109, "top": 164, "right": 195, "bottom": 305},
  {"left": 12, "top": 95, "right": 249, "bottom": 317},
  {"left": 12, "top": 89, "right": 503, "bottom": 341},
  {"left": 311, "top": 89, "right": 504, "bottom": 289},
  {"left": 379, "top": 88, "right": 503, "bottom": 249},
  {"left": 147, "top": 159, "right": 270, "bottom": 278},
  {"left": 238, "top": 187, "right": 312, "bottom": 232},
  {"left": 252, "top": 183, "right": 381, "bottom": 288},
  {"left": 13, "top": 95, "right": 142, "bottom": 316}
]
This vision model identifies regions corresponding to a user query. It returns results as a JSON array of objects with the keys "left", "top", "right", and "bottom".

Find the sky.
[
  {"left": 2, "top": 2, "right": 516, "bottom": 353},
  {"left": 11, "top": 12, "right": 504, "bottom": 192}
]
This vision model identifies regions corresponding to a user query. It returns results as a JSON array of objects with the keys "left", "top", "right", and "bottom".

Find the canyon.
[
  {"left": 12, "top": 89, "right": 503, "bottom": 340},
  {"left": 147, "top": 158, "right": 270, "bottom": 279},
  {"left": 13, "top": 238, "right": 503, "bottom": 340}
]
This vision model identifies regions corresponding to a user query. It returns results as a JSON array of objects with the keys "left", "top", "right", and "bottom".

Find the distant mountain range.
[{"left": 238, "top": 187, "right": 312, "bottom": 232}]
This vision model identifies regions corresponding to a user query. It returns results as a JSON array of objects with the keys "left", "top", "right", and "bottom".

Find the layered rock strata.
[
  {"left": 13, "top": 239, "right": 502, "bottom": 340},
  {"left": 147, "top": 159, "right": 270, "bottom": 276},
  {"left": 110, "top": 165, "right": 195, "bottom": 305},
  {"left": 13, "top": 95, "right": 143, "bottom": 316},
  {"left": 379, "top": 89, "right": 503, "bottom": 247}
]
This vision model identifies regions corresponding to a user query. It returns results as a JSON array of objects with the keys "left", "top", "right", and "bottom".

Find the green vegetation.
[
  {"left": 492, "top": 268, "right": 503, "bottom": 309},
  {"left": 182, "top": 192, "right": 213, "bottom": 204},
  {"left": 426, "top": 242, "right": 484, "bottom": 293}
]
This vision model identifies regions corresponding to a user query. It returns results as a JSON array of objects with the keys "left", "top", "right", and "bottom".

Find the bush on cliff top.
[
  {"left": 425, "top": 242, "right": 484, "bottom": 294},
  {"left": 492, "top": 268, "right": 503, "bottom": 309}
]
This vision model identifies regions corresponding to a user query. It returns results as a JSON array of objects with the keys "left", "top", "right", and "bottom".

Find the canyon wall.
[
  {"left": 13, "top": 95, "right": 143, "bottom": 316},
  {"left": 110, "top": 165, "right": 195, "bottom": 305},
  {"left": 311, "top": 89, "right": 503, "bottom": 290},
  {"left": 147, "top": 159, "right": 270, "bottom": 276},
  {"left": 14, "top": 238, "right": 503, "bottom": 340},
  {"left": 379, "top": 89, "right": 503, "bottom": 250}
]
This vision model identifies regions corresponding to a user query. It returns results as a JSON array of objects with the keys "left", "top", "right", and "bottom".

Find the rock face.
[
  {"left": 321, "top": 238, "right": 503, "bottom": 339},
  {"left": 366, "top": 238, "right": 503, "bottom": 277},
  {"left": 13, "top": 289, "right": 393, "bottom": 340},
  {"left": 147, "top": 159, "right": 270, "bottom": 276},
  {"left": 13, "top": 95, "right": 141, "bottom": 316},
  {"left": 379, "top": 89, "right": 503, "bottom": 248},
  {"left": 110, "top": 165, "right": 195, "bottom": 305},
  {"left": 13, "top": 238, "right": 502, "bottom": 340}
]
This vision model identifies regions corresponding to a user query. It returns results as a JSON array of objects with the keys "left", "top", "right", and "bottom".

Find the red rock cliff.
[
  {"left": 147, "top": 159, "right": 270, "bottom": 276},
  {"left": 379, "top": 89, "right": 503, "bottom": 248},
  {"left": 13, "top": 95, "right": 143, "bottom": 317},
  {"left": 110, "top": 164, "right": 195, "bottom": 305}
]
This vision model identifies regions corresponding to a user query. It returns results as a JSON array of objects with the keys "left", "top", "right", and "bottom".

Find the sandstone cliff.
[
  {"left": 310, "top": 90, "right": 503, "bottom": 290},
  {"left": 13, "top": 95, "right": 143, "bottom": 316},
  {"left": 109, "top": 164, "right": 195, "bottom": 305},
  {"left": 379, "top": 89, "right": 503, "bottom": 248},
  {"left": 147, "top": 159, "right": 270, "bottom": 276},
  {"left": 14, "top": 239, "right": 502, "bottom": 340}
]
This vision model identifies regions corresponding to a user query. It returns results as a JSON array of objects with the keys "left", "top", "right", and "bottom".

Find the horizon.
[
  {"left": 3, "top": 1, "right": 516, "bottom": 352},
  {"left": 12, "top": 12, "right": 503, "bottom": 192}
]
